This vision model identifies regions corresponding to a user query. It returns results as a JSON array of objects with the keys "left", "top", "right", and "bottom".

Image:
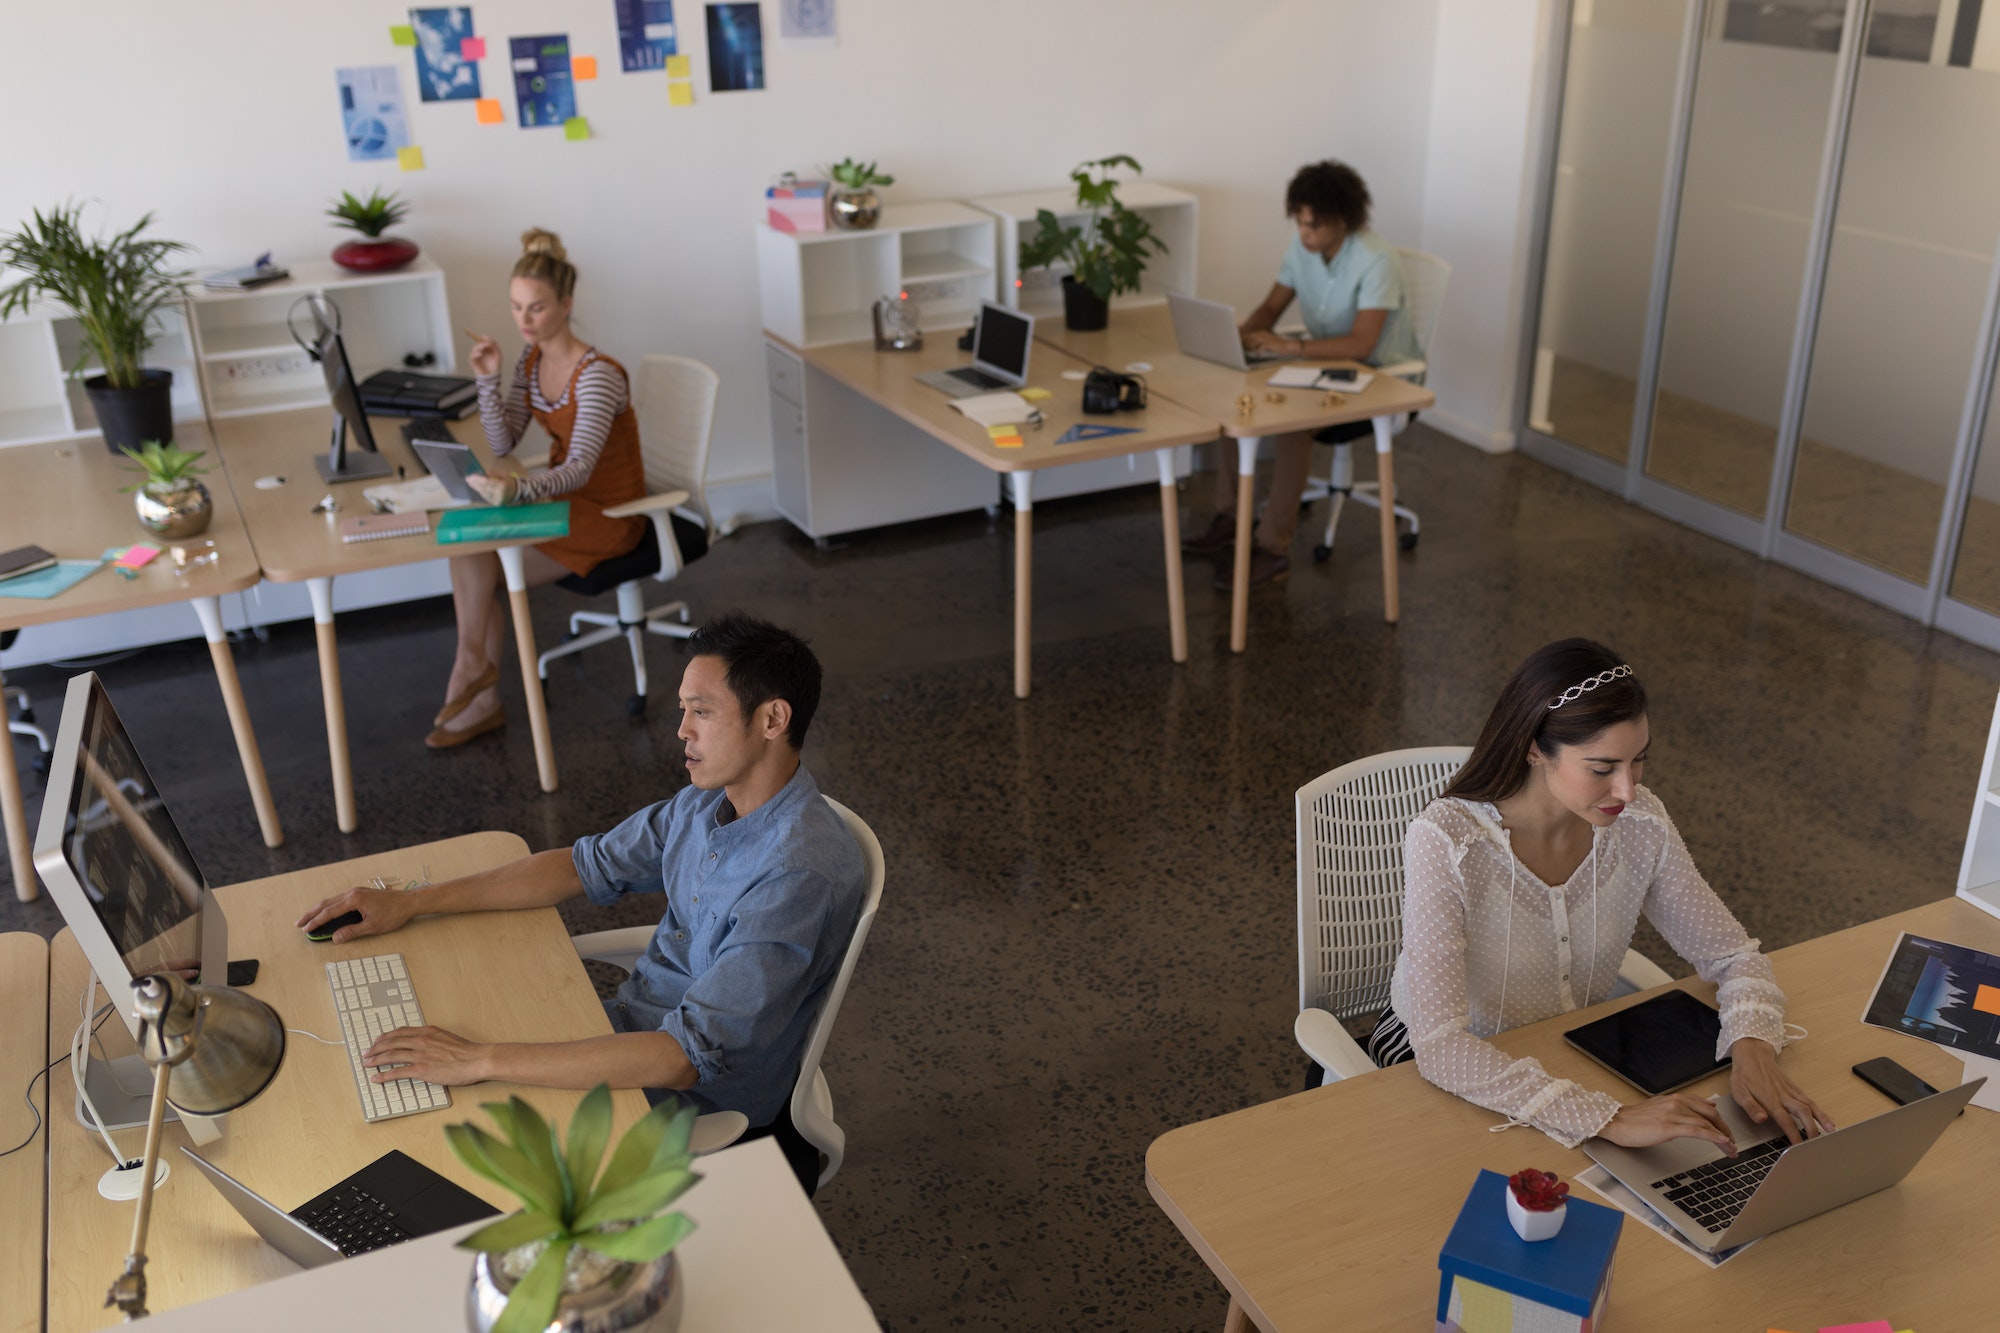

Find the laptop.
[
  {"left": 1168, "top": 291, "right": 1295, "bottom": 371},
  {"left": 1581, "top": 1078, "right": 1982, "bottom": 1253},
  {"left": 403, "top": 421, "right": 488, "bottom": 504},
  {"left": 181, "top": 1146, "right": 499, "bottom": 1267},
  {"left": 916, "top": 302, "right": 1034, "bottom": 399}
]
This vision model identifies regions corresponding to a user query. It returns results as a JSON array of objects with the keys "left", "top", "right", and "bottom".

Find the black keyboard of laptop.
[
  {"left": 293, "top": 1182, "right": 418, "bottom": 1256},
  {"left": 1650, "top": 1136, "right": 1789, "bottom": 1232},
  {"left": 946, "top": 366, "right": 1008, "bottom": 391},
  {"left": 400, "top": 418, "right": 459, "bottom": 446}
]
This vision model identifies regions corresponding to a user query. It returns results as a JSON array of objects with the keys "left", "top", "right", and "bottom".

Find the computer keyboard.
[
  {"left": 324, "top": 953, "right": 452, "bottom": 1123},
  {"left": 294, "top": 1181, "right": 416, "bottom": 1256},
  {"left": 1651, "top": 1135, "right": 1788, "bottom": 1232}
]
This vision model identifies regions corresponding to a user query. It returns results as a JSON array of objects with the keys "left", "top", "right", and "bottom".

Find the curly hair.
[{"left": 1284, "top": 161, "right": 1372, "bottom": 232}]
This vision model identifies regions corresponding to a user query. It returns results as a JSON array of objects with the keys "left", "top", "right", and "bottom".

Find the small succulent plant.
[
  {"left": 447, "top": 1086, "right": 700, "bottom": 1333},
  {"left": 1507, "top": 1167, "right": 1570, "bottom": 1212},
  {"left": 325, "top": 188, "right": 411, "bottom": 239},
  {"left": 827, "top": 158, "right": 894, "bottom": 190},
  {"left": 117, "top": 440, "right": 211, "bottom": 493}
]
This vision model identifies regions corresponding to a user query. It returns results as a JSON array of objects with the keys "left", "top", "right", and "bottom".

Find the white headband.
[{"left": 1547, "top": 664, "right": 1633, "bottom": 711}]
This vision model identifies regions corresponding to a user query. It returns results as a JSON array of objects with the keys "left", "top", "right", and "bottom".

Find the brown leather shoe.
[
  {"left": 433, "top": 664, "right": 499, "bottom": 728},
  {"left": 426, "top": 700, "right": 506, "bottom": 749},
  {"left": 1180, "top": 512, "right": 1237, "bottom": 556},
  {"left": 1215, "top": 546, "right": 1290, "bottom": 591}
]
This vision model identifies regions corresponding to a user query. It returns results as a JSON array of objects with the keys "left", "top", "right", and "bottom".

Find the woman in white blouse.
[{"left": 1379, "top": 639, "right": 1834, "bottom": 1151}]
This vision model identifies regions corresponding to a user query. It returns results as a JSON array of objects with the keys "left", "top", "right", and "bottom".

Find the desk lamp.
[{"left": 107, "top": 972, "right": 285, "bottom": 1321}]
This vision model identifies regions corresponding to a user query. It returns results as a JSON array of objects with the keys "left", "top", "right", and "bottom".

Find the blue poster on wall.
[
  {"left": 705, "top": 3, "right": 765, "bottom": 92},
  {"left": 510, "top": 34, "right": 577, "bottom": 127},
  {"left": 410, "top": 7, "right": 481, "bottom": 102},
  {"left": 335, "top": 65, "right": 411, "bottom": 161},
  {"left": 614, "top": 0, "right": 677, "bottom": 72}
]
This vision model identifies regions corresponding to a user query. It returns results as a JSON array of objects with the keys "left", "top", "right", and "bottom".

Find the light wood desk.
[
  {"left": 783, "top": 333, "right": 1222, "bottom": 698},
  {"left": 1037, "top": 304, "right": 1435, "bottom": 652},
  {"left": 1147, "top": 897, "right": 2000, "bottom": 1333},
  {"left": 0, "top": 933, "right": 49, "bottom": 1333},
  {"left": 0, "top": 429, "right": 282, "bottom": 900},
  {"left": 45, "top": 832, "right": 649, "bottom": 1331},
  {"left": 213, "top": 408, "right": 560, "bottom": 829}
]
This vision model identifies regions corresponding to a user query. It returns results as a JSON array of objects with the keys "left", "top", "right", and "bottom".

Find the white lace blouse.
[{"left": 1387, "top": 786, "right": 1787, "bottom": 1148}]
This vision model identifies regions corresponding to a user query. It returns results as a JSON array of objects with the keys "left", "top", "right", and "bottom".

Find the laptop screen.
[{"left": 972, "top": 304, "right": 1032, "bottom": 383}]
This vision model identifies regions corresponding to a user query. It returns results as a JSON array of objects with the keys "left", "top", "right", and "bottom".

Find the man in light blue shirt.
[
  {"left": 1183, "top": 160, "right": 1422, "bottom": 589},
  {"left": 298, "top": 613, "right": 865, "bottom": 1191}
]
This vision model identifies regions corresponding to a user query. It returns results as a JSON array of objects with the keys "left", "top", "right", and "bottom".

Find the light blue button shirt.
[
  {"left": 1276, "top": 229, "right": 1424, "bottom": 368},
  {"left": 573, "top": 765, "right": 864, "bottom": 1127}
]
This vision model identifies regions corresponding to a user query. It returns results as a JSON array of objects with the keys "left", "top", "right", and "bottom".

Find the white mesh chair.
[
  {"left": 1293, "top": 746, "right": 1673, "bottom": 1086},
  {"left": 569, "top": 797, "right": 885, "bottom": 1189},
  {"left": 536, "top": 355, "right": 719, "bottom": 716},
  {"left": 1303, "top": 247, "right": 1451, "bottom": 563}
]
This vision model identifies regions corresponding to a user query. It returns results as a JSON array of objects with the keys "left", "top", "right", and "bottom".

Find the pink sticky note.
[
  {"left": 114, "top": 544, "right": 161, "bottom": 569},
  {"left": 1817, "top": 1323, "right": 1895, "bottom": 1333},
  {"left": 460, "top": 34, "right": 486, "bottom": 60}
]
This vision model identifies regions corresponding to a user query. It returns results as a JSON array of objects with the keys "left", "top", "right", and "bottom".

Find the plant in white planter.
[{"left": 1504, "top": 1167, "right": 1569, "bottom": 1242}]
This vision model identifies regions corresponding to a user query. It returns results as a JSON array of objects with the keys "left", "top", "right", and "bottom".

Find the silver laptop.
[
  {"left": 1582, "top": 1078, "right": 1981, "bottom": 1252},
  {"left": 917, "top": 302, "right": 1034, "bottom": 399},
  {"left": 1167, "top": 291, "right": 1295, "bottom": 371}
]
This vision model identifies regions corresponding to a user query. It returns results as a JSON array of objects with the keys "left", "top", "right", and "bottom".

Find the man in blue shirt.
[
  {"left": 297, "top": 613, "right": 865, "bottom": 1188},
  {"left": 1183, "top": 160, "right": 1422, "bottom": 589}
]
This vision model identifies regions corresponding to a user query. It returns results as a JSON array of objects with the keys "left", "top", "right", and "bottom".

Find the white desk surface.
[{"left": 129, "top": 1137, "right": 880, "bottom": 1332}]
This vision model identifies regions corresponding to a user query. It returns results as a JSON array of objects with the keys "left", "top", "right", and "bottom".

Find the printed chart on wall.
[
  {"left": 410, "top": 7, "right": 481, "bottom": 101},
  {"left": 511, "top": 34, "right": 578, "bottom": 126},
  {"left": 706, "top": 3, "right": 766, "bottom": 92},
  {"left": 778, "top": 0, "right": 836, "bottom": 48},
  {"left": 1862, "top": 932, "right": 2000, "bottom": 1060},
  {"left": 336, "top": 66, "right": 412, "bottom": 161},
  {"left": 616, "top": 0, "right": 678, "bottom": 71}
]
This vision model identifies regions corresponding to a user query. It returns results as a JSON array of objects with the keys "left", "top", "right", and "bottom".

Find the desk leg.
[
  {"left": 1010, "top": 473, "right": 1034, "bottom": 699},
  {"left": 1230, "top": 437, "right": 1259, "bottom": 654},
  {"left": 1222, "top": 1297, "right": 1253, "bottom": 1333},
  {"left": 308, "top": 578, "right": 357, "bottom": 834},
  {"left": 1373, "top": 416, "right": 1400, "bottom": 625},
  {"left": 497, "top": 546, "right": 558, "bottom": 792},
  {"left": 0, "top": 658, "right": 35, "bottom": 901},
  {"left": 191, "top": 598, "right": 282, "bottom": 849},
  {"left": 1156, "top": 449, "right": 1188, "bottom": 664}
]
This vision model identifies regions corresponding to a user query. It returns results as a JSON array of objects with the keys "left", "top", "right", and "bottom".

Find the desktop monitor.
[
  {"left": 970, "top": 302, "right": 1034, "bottom": 387},
  {"left": 306, "top": 297, "right": 394, "bottom": 485}
]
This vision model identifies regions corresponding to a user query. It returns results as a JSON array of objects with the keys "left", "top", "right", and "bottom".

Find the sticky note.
[
  {"left": 665, "top": 54, "right": 691, "bottom": 77},
  {"left": 389, "top": 24, "right": 417, "bottom": 45},
  {"left": 993, "top": 436, "right": 1023, "bottom": 448},
  {"left": 113, "top": 545, "right": 160, "bottom": 570},
  {"left": 986, "top": 424, "right": 1019, "bottom": 438},
  {"left": 1816, "top": 1323, "right": 1894, "bottom": 1333},
  {"left": 563, "top": 117, "right": 590, "bottom": 141},
  {"left": 1976, "top": 982, "right": 2000, "bottom": 1015},
  {"left": 572, "top": 55, "right": 597, "bottom": 80},
  {"left": 460, "top": 35, "right": 486, "bottom": 60},
  {"left": 667, "top": 80, "right": 694, "bottom": 106},
  {"left": 397, "top": 145, "right": 426, "bottom": 171},
  {"left": 475, "top": 97, "right": 503, "bottom": 124},
  {"left": 1019, "top": 387, "right": 1052, "bottom": 402}
]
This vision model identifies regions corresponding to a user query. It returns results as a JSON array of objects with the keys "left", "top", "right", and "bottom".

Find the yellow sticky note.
[
  {"left": 475, "top": 97, "right": 503, "bottom": 125},
  {"left": 389, "top": 24, "right": 417, "bottom": 45},
  {"left": 563, "top": 117, "right": 590, "bottom": 141},
  {"left": 572, "top": 55, "right": 597, "bottom": 80},
  {"left": 1019, "top": 386, "right": 1052, "bottom": 402},
  {"left": 986, "top": 424, "right": 1019, "bottom": 438},
  {"left": 667, "top": 80, "right": 694, "bottom": 106},
  {"left": 665, "top": 54, "right": 691, "bottom": 77},
  {"left": 397, "top": 145, "right": 425, "bottom": 171}
]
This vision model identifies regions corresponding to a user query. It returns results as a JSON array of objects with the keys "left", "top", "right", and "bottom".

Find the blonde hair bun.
[{"left": 519, "top": 228, "right": 568, "bottom": 262}]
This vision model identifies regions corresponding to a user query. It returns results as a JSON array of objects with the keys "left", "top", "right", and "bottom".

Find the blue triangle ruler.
[{"left": 1054, "top": 423, "right": 1143, "bottom": 445}]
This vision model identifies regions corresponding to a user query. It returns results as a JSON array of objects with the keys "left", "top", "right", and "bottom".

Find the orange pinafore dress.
[{"left": 524, "top": 346, "right": 647, "bottom": 576}]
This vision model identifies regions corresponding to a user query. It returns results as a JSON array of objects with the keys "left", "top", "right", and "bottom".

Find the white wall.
[{"left": 4, "top": 0, "right": 1454, "bottom": 507}]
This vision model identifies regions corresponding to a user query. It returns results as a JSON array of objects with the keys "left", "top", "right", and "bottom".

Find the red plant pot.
[{"left": 332, "top": 237, "right": 420, "bottom": 273}]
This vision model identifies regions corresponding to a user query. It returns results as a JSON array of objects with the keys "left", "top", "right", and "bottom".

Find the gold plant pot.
[{"left": 134, "top": 480, "right": 213, "bottom": 540}]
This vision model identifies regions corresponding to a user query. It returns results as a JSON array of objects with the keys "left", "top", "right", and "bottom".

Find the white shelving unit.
[
  {"left": 0, "top": 303, "right": 201, "bottom": 447},
  {"left": 968, "top": 180, "right": 1199, "bottom": 321},
  {"left": 1956, "top": 693, "right": 2000, "bottom": 921},
  {"left": 756, "top": 202, "right": 998, "bottom": 349}
]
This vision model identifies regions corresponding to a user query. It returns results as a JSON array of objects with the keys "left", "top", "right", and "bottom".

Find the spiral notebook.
[{"left": 338, "top": 513, "right": 431, "bottom": 544}]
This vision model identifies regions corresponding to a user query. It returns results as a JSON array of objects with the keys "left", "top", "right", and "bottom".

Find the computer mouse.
[{"left": 306, "top": 910, "right": 365, "bottom": 942}]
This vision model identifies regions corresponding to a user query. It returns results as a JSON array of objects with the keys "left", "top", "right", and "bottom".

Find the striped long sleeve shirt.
[{"left": 475, "top": 346, "right": 630, "bottom": 503}]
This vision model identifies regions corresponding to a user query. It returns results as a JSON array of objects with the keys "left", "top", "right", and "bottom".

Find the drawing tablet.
[
  {"left": 1564, "top": 988, "right": 1731, "bottom": 1095},
  {"left": 409, "top": 437, "right": 487, "bottom": 504}
]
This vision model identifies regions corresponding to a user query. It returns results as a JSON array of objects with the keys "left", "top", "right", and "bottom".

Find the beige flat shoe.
[
  {"left": 425, "top": 701, "right": 505, "bottom": 749},
  {"left": 433, "top": 664, "right": 499, "bottom": 727}
]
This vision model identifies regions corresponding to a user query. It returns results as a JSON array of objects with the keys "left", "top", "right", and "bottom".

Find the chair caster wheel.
[
  {"left": 1399, "top": 532, "right": 1419, "bottom": 551},
  {"left": 626, "top": 695, "right": 646, "bottom": 717},
  {"left": 1312, "top": 545, "right": 1333, "bottom": 564}
]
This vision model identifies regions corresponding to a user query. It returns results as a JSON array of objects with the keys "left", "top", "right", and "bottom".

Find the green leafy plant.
[
  {"left": 0, "top": 204, "right": 191, "bottom": 389},
  {"left": 826, "top": 158, "right": 894, "bottom": 190},
  {"left": 325, "top": 188, "right": 410, "bottom": 239},
  {"left": 117, "top": 440, "right": 212, "bottom": 493},
  {"left": 448, "top": 1087, "right": 700, "bottom": 1333},
  {"left": 1016, "top": 155, "right": 1167, "bottom": 303}
]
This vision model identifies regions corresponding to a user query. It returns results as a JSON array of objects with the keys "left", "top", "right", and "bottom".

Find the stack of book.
[
  {"left": 202, "top": 255, "right": 290, "bottom": 291},
  {"left": 357, "top": 370, "right": 478, "bottom": 419},
  {"left": 767, "top": 179, "right": 828, "bottom": 233}
]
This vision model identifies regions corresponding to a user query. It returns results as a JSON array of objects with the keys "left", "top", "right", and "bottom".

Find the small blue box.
[{"left": 1436, "top": 1170, "right": 1622, "bottom": 1333}]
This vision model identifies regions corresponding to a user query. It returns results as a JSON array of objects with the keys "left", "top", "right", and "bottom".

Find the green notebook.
[{"left": 434, "top": 501, "right": 570, "bottom": 544}]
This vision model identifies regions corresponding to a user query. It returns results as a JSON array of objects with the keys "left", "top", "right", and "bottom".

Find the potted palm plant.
[
  {"left": 119, "top": 440, "right": 215, "bottom": 539},
  {"left": 0, "top": 204, "right": 190, "bottom": 454},
  {"left": 452, "top": 1087, "right": 700, "bottom": 1333},
  {"left": 825, "top": 158, "right": 894, "bottom": 231},
  {"left": 327, "top": 189, "right": 419, "bottom": 272},
  {"left": 1016, "top": 155, "right": 1168, "bottom": 331}
]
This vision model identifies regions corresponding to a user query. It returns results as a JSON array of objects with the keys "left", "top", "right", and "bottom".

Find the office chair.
[
  {"left": 569, "top": 797, "right": 886, "bottom": 1193},
  {"left": 536, "top": 355, "right": 719, "bottom": 717},
  {"left": 1, "top": 629, "right": 51, "bottom": 778},
  {"left": 1293, "top": 746, "right": 1672, "bottom": 1087},
  {"left": 1302, "top": 247, "right": 1452, "bottom": 563}
]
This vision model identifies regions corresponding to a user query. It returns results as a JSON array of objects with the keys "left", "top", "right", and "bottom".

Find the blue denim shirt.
[{"left": 572, "top": 765, "right": 865, "bottom": 1127}]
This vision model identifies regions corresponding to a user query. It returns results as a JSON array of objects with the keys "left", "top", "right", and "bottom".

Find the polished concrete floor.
[{"left": 7, "top": 425, "right": 2000, "bottom": 1330}]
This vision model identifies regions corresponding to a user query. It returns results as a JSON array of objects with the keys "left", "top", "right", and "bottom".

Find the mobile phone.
[
  {"left": 1853, "top": 1056, "right": 1940, "bottom": 1106},
  {"left": 225, "top": 959, "right": 260, "bottom": 987}
]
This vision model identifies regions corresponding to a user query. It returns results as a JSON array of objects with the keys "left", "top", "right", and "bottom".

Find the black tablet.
[{"left": 1563, "top": 988, "right": 1731, "bottom": 1095}]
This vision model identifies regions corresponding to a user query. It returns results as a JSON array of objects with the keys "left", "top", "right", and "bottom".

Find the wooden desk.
[
  {"left": 1147, "top": 897, "right": 2000, "bottom": 1332},
  {"left": 0, "top": 933, "right": 49, "bottom": 1333},
  {"left": 213, "top": 408, "right": 560, "bottom": 829},
  {"left": 786, "top": 333, "right": 1222, "bottom": 698},
  {"left": 45, "top": 832, "right": 649, "bottom": 1331},
  {"left": 0, "top": 430, "right": 281, "bottom": 900},
  {"left": 1037, "top": 304, "right": 1435, "bottom": 652}
]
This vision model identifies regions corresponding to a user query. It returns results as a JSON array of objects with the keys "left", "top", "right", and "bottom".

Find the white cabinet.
[
  {"left": 0, "top": 305, "right": 201, "bottom": 447},
  {"left": 1957, "top": 692, "right": 2000, "bottom": 922},
  {"left": 968, "top": 181, "right": 1199, "bottom": 321},
  {"left": 756, "top": 202, "right": 998, "bottom": 348}
]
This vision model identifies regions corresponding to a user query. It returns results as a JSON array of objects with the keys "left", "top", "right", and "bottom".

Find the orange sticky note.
[
  {"left": 1976, "top": 982, "right": 2000, "bottom": 1015},
  {"left": 475, "top": 97, "right": 503, "bottom": 125},
  {"left": 460, "top": 35, "right": 486, "bottom": 60},
  {"left": 397, "top": 145, "right": 425, "bottom": 171},
  {"left": 667, "top": 80, "right": 694, "bottom": 106},
  {"left": 572, "top": 55, "right": 597, "bottom": 80}
]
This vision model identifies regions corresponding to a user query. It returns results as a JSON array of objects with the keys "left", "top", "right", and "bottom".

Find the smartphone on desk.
[{"left": 1853, "top": 1056, "right": 1954, "bottom": 1112}]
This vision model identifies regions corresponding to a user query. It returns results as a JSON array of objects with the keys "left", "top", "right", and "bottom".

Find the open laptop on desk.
[
  {"left": 1582, "top": 1077, "right": 1982, "bottom": 1252},
  {"left": 917, "top": 301, "right": 1034, "bottom": 399},
  {"left": 1168, "top": 291, "right": 1296, "bottom": 371}
]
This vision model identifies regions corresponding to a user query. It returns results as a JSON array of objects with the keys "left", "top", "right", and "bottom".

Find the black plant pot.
[
  {"left": 1061, "top": 276, "right": 1110, "bottom": 332},
  {"left": 85, "top": 369, "right": 175, "bottom": 455}
]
